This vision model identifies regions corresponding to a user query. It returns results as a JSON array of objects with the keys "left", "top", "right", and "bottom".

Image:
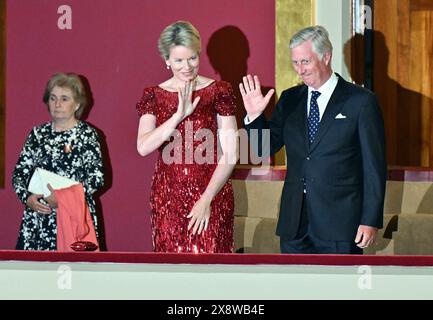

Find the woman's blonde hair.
[{"left": 158, "top": 21, "right": 201, "bottom": 60}]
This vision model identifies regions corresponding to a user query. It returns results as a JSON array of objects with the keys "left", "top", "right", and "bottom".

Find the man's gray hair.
[{"left": 289, "top": 26, "right": 333, "bottom": 59}]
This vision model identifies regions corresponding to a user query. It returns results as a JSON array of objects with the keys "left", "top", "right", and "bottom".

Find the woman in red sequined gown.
[{"left": 136, "top": 21, "right": 238, "bottom": 253}]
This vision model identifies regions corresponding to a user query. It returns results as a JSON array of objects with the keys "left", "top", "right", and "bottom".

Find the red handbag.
[{"left": 70, "top": 241, "right": 98, "bottom": 251}]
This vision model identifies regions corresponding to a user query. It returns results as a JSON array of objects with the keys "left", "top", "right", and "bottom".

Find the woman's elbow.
[
  {"left": 137, "top": 145, "right": 150, "bottom": 157},
  {"left": 137, "top": 140, "right": 155, "bottom": 157}
]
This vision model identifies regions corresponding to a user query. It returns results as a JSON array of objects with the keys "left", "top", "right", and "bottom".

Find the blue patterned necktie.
[{"left": 307, "top": 91, "right": 321, "bottom": 145}]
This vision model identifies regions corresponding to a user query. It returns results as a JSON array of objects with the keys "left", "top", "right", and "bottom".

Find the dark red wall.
[{"left": 0, "top": 0, "right": 275, "bottom": 251}]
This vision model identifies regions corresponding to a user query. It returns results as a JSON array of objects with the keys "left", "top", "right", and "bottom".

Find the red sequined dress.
[{"left": 136, "top": 81, "right": 235, "bottom": 253}]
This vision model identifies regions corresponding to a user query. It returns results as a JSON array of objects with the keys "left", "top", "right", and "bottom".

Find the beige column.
[{"left": 275, "top": 0, "right": 313, "bottom": 165}]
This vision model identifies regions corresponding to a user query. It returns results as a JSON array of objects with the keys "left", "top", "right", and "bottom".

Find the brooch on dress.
[
  {"left": 64, "top": 143, "right": 73, "bottom": 153},
  {"left": 64, "top": 130, "right": 77, "bottom": 153}
]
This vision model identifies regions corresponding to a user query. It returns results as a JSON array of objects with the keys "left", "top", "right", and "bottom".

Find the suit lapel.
[
  {"left": 290, "top": 86, "right": 309, "bottom": 151},
  {"left": 309, "top": 75, "right": 349, "bottom": 151}
]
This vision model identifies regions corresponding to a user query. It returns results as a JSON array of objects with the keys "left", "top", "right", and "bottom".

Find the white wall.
[
  {"left": 315, "top": 0, "right": 352, "bottom": 81},
  {"left": 2, "top": 260, "right": 433, "bottom": 299}
]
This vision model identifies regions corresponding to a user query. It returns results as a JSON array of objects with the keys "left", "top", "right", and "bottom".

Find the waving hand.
[{"left": 239, "top": 75, "right": 275, "bottom": 122}]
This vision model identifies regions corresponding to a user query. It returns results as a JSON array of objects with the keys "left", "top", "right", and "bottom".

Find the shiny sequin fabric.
[{"left": 136, "top": 81, "right": 236, "bottom": 253}]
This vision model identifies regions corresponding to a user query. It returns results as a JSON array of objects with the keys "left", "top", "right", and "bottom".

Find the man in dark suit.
[{"left": 239, "top": 26, "right": 387, "bottom": 254}]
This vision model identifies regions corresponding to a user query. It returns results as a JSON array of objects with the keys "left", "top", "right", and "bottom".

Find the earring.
[{"left": 166, "top": 64, "right": 170, "bottom": 70}]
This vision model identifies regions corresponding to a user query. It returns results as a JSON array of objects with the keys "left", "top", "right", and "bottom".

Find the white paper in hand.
[{"left": 28, "top": 168, "right": 79, "bottom": 197}]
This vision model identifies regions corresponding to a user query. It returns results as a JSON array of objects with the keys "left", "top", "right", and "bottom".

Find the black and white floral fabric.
[{"left": 12, "top": 121, "right": 104, "bottom": 250}]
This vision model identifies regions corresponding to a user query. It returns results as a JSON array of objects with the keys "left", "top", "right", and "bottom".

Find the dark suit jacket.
[{"left": 246, "top": 74, "right": 387, "bottom": 241}]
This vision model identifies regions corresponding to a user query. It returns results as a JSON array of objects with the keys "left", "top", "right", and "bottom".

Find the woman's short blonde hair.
[
  {"left": 158, "top": 21, "right": 201, "bottom": 60},
  {"left": 42, "top": 72, "right": 87, "bottom": 119}
]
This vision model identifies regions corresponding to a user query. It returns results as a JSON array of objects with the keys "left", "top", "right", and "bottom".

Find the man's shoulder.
[
  {"left": 337, "top": 76, "right": 376, "bottom": 98},
  {"left": 280, "top": 83, "right": 307, "bottom": 98}
]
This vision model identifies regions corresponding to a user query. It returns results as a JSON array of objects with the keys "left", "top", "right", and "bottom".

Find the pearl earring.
[{"left": 166, "top": 65, "right": 170, "bottom": 70}]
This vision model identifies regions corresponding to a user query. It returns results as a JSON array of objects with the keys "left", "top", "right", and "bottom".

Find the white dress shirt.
[{"left": 307, "top": 72, "right": 339, "bottom": 120}]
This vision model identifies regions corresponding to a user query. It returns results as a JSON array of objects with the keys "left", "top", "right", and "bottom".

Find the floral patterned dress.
[
  {"left": 12, "top": 121, "right": 104, "bottom": 250},
  {"left": 136, "top": 80, "right": 236, "bottom": 253}
]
